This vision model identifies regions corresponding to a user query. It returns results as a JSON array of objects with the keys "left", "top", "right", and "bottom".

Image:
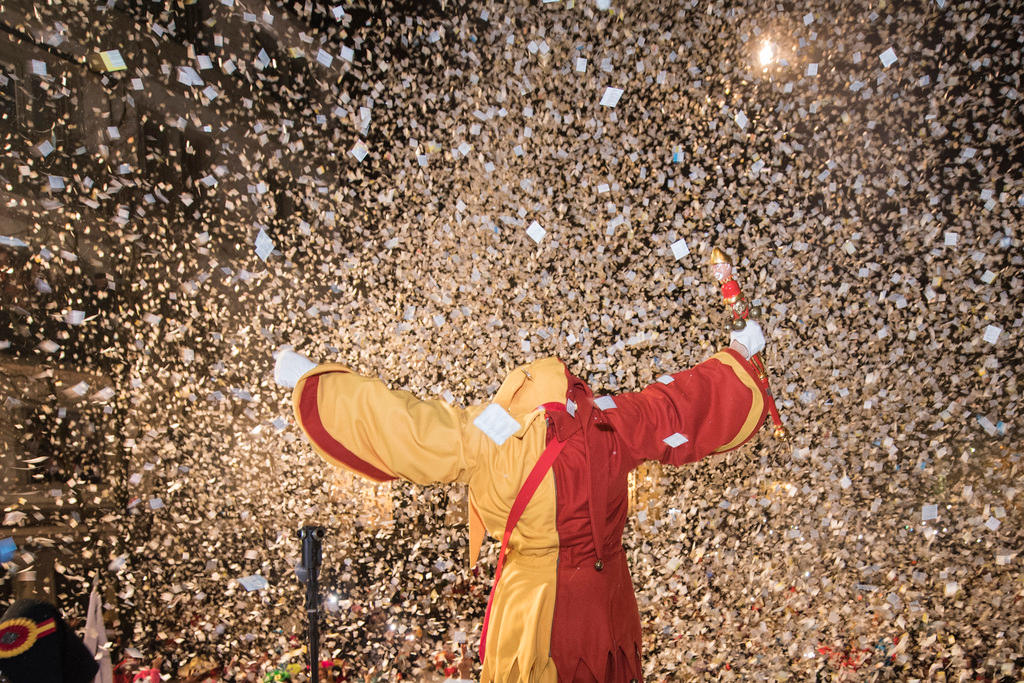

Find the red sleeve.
[{"left": 602, "top": 349, "right": 768, "bottom": 469}]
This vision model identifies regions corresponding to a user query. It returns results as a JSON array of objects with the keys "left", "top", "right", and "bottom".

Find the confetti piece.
[
  {"left": 670, "top": 238, "right": 689, "bottom": 260},
  {"left": 594, "top": 396, "right": 617, "bottom": 410},
  {"left": 526, "top": 220, "right": 546, "bottom": 243},
  {"left": 39, "top": 339, "right": 60, "bottom": 353},
  {"left": 982, "top": 325, "right": 1001, "bottom": 344},
  {"left": 735, "top": 110, "right": 749, "bottom": 129},
  {"left": 575, "top": 57, "right": 587, "bottom": 73},
  {"left": 237, "top": 575, "right": 269, "bottom": 591},
  {"left": 254, "top": 228, "right": 275, "bottom": 261},
  {"left": 90, "top": 49, "right": 127, "bottom": 72},
  {"left": 662, "top": 433, "right": 688, "bottom": 448},
  {"left": 67, "top": 381, "right": 89, "bottom": 397},
  {"left": 879, "top": 47, "right": 897, "bottom": 68},
  {"left": 0, "top": 235, "right": 29, "bottom": 248},
  {"left": 921, "top": 504, "right": 938, "bottom": 522},
  {"left": 599, "top": 87, "right": 624, "bottom": 107},
  {"left": 350, "top": 141, "right": 369, "bottom": 161},
  {"left": 472, "top": 404, "right": 521, "bottom": 446},
  {"left": 91, "top": 387, "right": 115, "bottom": 402},
  {"left": 177, "top": 65, "right": 203, "bottom": 86}
]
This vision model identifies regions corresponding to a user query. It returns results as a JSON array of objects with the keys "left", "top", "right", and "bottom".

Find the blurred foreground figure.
[
  {"left": 276, "top": 322, "right": 767, "bottom": 682},
  {"left": 0, "top": 599, "right": 99, "bottom": 683}
]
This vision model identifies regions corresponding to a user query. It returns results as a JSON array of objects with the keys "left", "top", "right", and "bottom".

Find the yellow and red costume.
[{"left": 292, "top": 349, "right": 767, "bottom": 682}]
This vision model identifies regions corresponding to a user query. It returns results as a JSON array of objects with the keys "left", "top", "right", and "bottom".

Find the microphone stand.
[{"left": 296, "top": 525, "right": 325, "bottom": 683}]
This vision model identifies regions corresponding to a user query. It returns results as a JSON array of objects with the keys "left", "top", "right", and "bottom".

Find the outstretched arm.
[
  {"left": 277, "top": 350, "right": 485, "bottom": 485},
  {"left": 602, "top": 347, "right": 769, "bottom": 469}
]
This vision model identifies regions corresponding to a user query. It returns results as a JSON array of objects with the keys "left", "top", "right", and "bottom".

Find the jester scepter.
[{"left": 709, "top": 246, "right": 788, "bottom": 439}]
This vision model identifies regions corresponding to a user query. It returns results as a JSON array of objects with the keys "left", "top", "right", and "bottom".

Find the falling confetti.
[{"left": 0, "top": 0, "right": 1019, "bottom": 679}]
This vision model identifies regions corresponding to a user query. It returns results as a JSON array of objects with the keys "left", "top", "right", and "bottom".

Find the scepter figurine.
[{"left": 709, "top": 246, "right": 788, "bottom": 439}]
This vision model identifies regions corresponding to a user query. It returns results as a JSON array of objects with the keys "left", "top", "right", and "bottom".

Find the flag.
[{"left": 83, "top": 577, "right": 113, "bottom": 683}]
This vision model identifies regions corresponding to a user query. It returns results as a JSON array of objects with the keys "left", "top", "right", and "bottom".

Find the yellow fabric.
[
  {"left": 480, "top": 550, "right": 560, "bottom": 683},
  {"left": 292, "top": 362, "right": 488, "bottom": 484},
  {"left": 293, "top": 357, "right": 569, "bottom": 682},
  {"left": 471, "top": 357, "right": 566, "bottom": 683},
  {"left": 469, "top": 499, "right": 486, "bottom": 567},
  {"left": 710, "top": 351, "right": 766, "bottom": 453}
]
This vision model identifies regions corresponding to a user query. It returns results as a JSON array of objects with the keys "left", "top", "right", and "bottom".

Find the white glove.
[
  {"left": 729, "top": 320, "right": 765, "bottom": 360},
  {"left": 274, "top": 348, "right": 317, "bottom": 388}
]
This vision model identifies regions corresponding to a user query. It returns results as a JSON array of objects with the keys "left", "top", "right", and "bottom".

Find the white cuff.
[
  {"left": 274, "top": 349, "right": 317, "bottom": 388},
  {"left": 729, "top": 320, "right": 765, "bottom": 359}
]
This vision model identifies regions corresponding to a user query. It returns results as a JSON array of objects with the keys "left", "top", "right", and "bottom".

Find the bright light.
[{"left": 759, "top": 41, "right": 775, "bottom": 67}]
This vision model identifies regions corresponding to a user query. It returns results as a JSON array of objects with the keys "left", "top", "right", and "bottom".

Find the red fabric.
[
  {"left": 547, "top": 355, "right": 767, "bottom": 682},
  {"left": 299, "top": 375, "right": 397, "bottom": 482},
  {"left": 604, "top": 350, "right": 766, "bottom": 468}
]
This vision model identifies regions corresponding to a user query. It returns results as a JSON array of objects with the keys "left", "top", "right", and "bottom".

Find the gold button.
[{"left": 594, "top": 560, "right": 604, "bottom": 571}]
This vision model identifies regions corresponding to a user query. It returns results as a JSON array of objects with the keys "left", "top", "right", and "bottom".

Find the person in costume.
[{"left": 275, "top": 320, "right": 768, "bottom": 682}]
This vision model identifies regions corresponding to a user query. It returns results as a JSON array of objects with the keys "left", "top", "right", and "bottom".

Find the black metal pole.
[{"left": 297, "top": 525, "right": 325, "bottom": 683}]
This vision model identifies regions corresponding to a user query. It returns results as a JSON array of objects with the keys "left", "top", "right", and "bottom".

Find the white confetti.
[
  {"left": 670, "top": 238, "right": 690, "bottom": 260},
  {"left": 526, "top": 220, "right": 546, "bottom": 243},
  {"left": 237, "top": 575, "right": 269, "bottom": 591},
  {"left": 982, "top": 325, "right": 1001, "bottom": 344},
  {"left": 662, "top": 433, "right": 688, "bottom": 448},
  {"left": 921, "top": 503, "right": 938, "bottom": 522},
  {"left": 599, "top": 87, "right": 624, "bottom": 107},
  {"left": 254, "top": 228, "right": 275, "bottom": 261},
  {"left": 473, "top": 404, "right": 521, "bottom": 446},
  {"left": 350, "top": 141, "right": 369, "bottom": 161}
]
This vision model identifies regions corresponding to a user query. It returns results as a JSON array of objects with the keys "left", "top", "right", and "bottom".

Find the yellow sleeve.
[{"left": 291, "top": 363, "right": 485, "bottom": 485}]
